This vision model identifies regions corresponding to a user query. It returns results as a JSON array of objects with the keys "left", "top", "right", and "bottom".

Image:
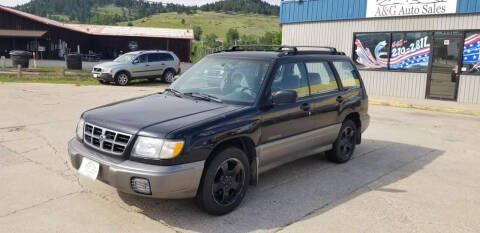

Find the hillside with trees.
[{"left": 15, "top": 0, "right": 279, "bottom": 25}]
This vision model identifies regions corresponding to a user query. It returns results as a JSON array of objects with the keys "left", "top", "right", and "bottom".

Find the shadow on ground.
[{"left": 118, "top": 139, "right": 443, "bottom": 233}]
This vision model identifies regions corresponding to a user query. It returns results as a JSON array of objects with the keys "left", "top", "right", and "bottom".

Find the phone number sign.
[{"left": 367, "top": 0, "right": 458, "bottom": 18}]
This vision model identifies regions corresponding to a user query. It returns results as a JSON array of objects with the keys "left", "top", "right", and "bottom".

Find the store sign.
[{"left": 366, "top": 0, "right": 458, "bottom": 18}]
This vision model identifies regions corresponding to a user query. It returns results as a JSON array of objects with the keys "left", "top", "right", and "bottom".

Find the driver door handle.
[
  {"left": 300, "top": 103, "right": 311, "bottom": 111},
  {"left": 336, "top": 96, "right": 344, "bottom": 103},
  {"left": 145, "top": 64, "right": 150, "bottom": 67}
]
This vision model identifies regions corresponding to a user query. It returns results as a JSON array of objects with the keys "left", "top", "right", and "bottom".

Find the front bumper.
[
  {"left": 92, "top": 72, "right": 113, "bottom": 82},
  {"left": 68, "top": 139, "right": 204, "bottom": 199}
]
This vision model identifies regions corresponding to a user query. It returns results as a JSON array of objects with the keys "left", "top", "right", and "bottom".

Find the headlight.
[
  {"left": 131, "top": 136, "right": 184, "bottom": 160},
  {"left": 76, "top": 118, "right": 85, "bottom": 140}
]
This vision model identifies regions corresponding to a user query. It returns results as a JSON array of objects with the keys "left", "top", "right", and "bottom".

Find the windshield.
[
  {"left": 114, "top": 54, "right": 136, "bottom": 63},
  {"left": 170, "top": 57, "right": 271, "bottom": 104}
]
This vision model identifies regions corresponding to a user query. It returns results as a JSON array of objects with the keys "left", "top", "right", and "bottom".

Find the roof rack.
[{"left": 224, "top": 45, "right": 344, "bottom": 55}]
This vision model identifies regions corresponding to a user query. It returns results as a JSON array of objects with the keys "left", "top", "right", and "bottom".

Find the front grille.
[
  {"left": 83, "top": 123, "right": 132, "bottom": 155},
  {"left": 93, "top": 68, "right": 102, "bottom": 72}
]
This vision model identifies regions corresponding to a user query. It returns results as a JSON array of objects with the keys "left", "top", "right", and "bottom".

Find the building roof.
[
  {"left": 0, "top": 29, "right": 47, "bottom": 38},
  {"left": 0, "top": 5, "right": 194, "bottom": 39}
]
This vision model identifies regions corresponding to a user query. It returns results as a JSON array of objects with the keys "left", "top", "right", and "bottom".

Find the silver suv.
[{"left": 92, "top": 50, "right": 181, "bottom": 86}]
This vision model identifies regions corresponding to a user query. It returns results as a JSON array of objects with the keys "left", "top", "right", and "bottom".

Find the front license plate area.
[
  {"left": 78, "top": 157, "right": 100, "bottom": 180},
  {"left": 93, "top": 74, "right": 99, "bottom": 78}
]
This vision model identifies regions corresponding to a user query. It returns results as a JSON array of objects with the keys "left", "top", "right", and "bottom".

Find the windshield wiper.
[
  {"left": 164, "top": 88, "right": 183, "bottom": 98},
  {"left": 183, "top": 92, "right": 223, "bottom": 103}
]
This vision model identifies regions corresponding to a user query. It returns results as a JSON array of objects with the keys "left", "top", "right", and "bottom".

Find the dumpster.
[
  {"left": 9, "top": 50, "right": 31, "bottom": 68},
  {"left": 66, "top": 54, "right": 82, "bottom": 70}
]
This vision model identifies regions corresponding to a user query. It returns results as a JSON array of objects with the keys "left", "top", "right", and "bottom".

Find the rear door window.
[
  {"left": 305, "top": 62, "right": 339, "bottom": 95},
  {"left": 159, "top": 53, "right": 175, "bottom": 61},
  {"left": 147, "top": 53, "right": 162, "bottom": 62},
  {"left": 332, "top": 61, "right": 361, "bottom": 89}
]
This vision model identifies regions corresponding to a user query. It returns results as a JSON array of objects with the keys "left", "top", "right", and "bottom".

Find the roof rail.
[
  {"left": 224, "top": 44, "right": 343, "bottom": 55},
  {"left": 226, "top": 45, "right": 281, "bottom": 52}
]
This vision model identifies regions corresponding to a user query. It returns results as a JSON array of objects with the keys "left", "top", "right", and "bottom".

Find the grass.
[
  {"left": 118, "top": 11, "right": 280, "bottom": 39},
  {"left": 0, "top": 74, "right": 99, "bottom": 86}
]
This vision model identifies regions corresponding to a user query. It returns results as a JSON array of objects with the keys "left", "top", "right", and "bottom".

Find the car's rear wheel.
[
  {"left": 115, "top": 72, "right": 130, "bottom": 86},
  {"left": 163, "top": 69, "right": 176, "bottom": 83},
  {"left": 195, "top": 147, "right": 250, "bottom": 215},
  {"left": 326, "top": 119, "right": 357, "bottom": 164}
]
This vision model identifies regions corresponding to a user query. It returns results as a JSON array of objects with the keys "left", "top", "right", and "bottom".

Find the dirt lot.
[{"left": 1, "top": 82, "right": 479, "bottom": 233}]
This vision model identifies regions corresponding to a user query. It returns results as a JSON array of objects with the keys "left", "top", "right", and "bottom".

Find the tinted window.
[
  {"left": 463, "top": 32, "right": 480, "bottom": 74},
  {"left": 271, "top": 63, "right": 309, "bottom": 98},
  {"left": 390, "top": 32, "right": 431, "bottom": 72},
  {"left": 159, "top": 53, "right": 175, "bottom": 61},
  {"left": 354, "top": 33, "right": 390, "bottom": 70},
  {"left": 147, "top": 53, "right": 162, "bottom": 62},
  {"left": 136, "top": 54, "right": 148, "bottom": 63},
  {"left": 332, "top": 61, "right": 361, "bottom": 88},
  {"left": 305, "top": 62, "right": 338, "bottom": 95}
]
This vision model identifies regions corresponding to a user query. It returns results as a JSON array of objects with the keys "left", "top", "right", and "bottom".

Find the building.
[
  {"left": 0, "top": 5, "right": 193, "bottom": 62},
  {"left": 280, "top": 0, "right": 480, "bottom": 104}
]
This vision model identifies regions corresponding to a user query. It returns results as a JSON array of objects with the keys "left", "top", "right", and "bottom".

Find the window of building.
[
  {"left": 271, "top": 63, "right": 310, "bottom": 98},
  {"left": 462, "top": 32, "right": 480, "bottom": 74},
  {"left": 353, "top": 33, "right": 390, "bottom": 70},
  {"left": 332, "top": 61, "right": 361, "bottom": 88},
  {"left": 389, "top": 32, "right": 431, "bottom": 72},
  {"left": 305, "top": 62, "right": 338, "bottom": 95}
]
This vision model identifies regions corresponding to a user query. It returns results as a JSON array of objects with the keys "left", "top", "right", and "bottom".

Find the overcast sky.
[{"left": 0, "top": 0, "right": 281, "bottom": 7}]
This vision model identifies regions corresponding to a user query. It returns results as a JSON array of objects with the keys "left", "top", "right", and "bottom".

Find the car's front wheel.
[
  {"left": 195, "top": 147, "right": 250, "bottom": 215},
  {"left": 114, "top": 72, "right": 130, "bottom": 86},
  {"left": 326, "top": 119, "right": 357, "bottom": 164}
]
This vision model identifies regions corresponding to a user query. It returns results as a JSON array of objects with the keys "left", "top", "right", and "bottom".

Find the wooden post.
[
  {"left": 17, "top": 64, "right": 22, "bottom": 77},
  {"left": 1, "top": 56, "right": 5, "bottom": 70}
]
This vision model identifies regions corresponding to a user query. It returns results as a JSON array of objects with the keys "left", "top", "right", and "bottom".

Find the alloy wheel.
[{"left": 211, "top": 158, "right": 245, "bottom": 206}]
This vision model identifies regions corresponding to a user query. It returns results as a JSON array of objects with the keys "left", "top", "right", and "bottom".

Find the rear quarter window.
[{"left": 332, "top": 61, "right": 361, "bottom": 89}]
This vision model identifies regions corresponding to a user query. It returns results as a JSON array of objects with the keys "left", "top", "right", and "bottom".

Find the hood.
[
  {"left": 82, "top": 93, "right": 240, "bottom": 135},
  {"left": 95, "top": 61, "right": 125, "bottom": 69}
]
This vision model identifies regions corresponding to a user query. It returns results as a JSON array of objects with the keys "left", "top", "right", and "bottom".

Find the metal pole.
[{"left": 17, "top": 64, "right": 22, "bottom": 77}]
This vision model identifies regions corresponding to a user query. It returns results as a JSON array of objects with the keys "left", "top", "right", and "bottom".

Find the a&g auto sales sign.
[{"left": 367, "top": 0, "right": 458, "bottom": 18}]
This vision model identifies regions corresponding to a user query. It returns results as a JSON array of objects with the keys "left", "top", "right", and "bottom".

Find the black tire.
[
  {"left": 162, "top": 69, "right": 176, "bottom": 83},
  {"left": 195, "top": 147, "right": 250, "bottom": 215},
  {"left": 114, "top": 72, "right": 130, "bottom": 86},
  {"left": 326, "top": 119, "right": 357, "bottom": 164}
]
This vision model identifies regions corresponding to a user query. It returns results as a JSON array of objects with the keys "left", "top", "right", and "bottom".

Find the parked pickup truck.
[{"left": 69, "top": 45, "right": 370, "bottom": 215}]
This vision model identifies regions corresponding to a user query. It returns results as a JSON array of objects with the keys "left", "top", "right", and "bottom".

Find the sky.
[{"left": 0, "top": 0, "right": 281, "bottom": 7}]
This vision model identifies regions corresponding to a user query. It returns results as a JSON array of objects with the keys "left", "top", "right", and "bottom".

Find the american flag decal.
[
  {"left": 389, "top": 47, "right": 431, "bottom": 70},
  {"left": 463, "top": 33, "right": 480, "bottom": 72}
]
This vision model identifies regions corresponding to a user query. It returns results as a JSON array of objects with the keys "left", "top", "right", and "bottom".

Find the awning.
[{"left": 0, "top": 29, "right": 47, "bottom": 38}]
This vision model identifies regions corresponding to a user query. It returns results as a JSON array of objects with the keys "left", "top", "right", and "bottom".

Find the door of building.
[{"left": 427, "top": 33, "right": 463, "bottom": 100}]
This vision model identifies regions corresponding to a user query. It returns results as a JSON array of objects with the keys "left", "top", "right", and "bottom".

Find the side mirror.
[
  {"left": 132, "top": 59, "right": 139, "bottom": 64},
  {"left": 272, "top": 90, "right": 297, "bottom": 105}
]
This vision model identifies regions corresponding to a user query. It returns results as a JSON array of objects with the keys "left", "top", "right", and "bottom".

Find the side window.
[
  {"left": 147, "top": 53, "right": 161, "bottom": 62},
  {"left": 332, "top": 61, "right": 361, "bottom": 89},
  {"left": 305, "top": 62, "right": 339, "bottom": 95},
  {"left": 161, "top": 53, "right": 175, "bottom": 61},
  {"left": 271, "top": 63, "right": 309, "bottom": 98},
  {"left": 136, "top": 54, "right": 148, "bottom": 63}
]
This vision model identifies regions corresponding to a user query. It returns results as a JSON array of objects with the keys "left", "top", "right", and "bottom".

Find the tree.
[
  {"left": 205, "top": 33, "right": 220, "bottom": 48},
  {"left": 226, "top": 28, "right": 240, "bottom": 45},
  {"left": 193, "top": 26, "right": 203, "bottom": 41},
  {"left": 127, "top": 22, "right": 133, "bottom": 26}
]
